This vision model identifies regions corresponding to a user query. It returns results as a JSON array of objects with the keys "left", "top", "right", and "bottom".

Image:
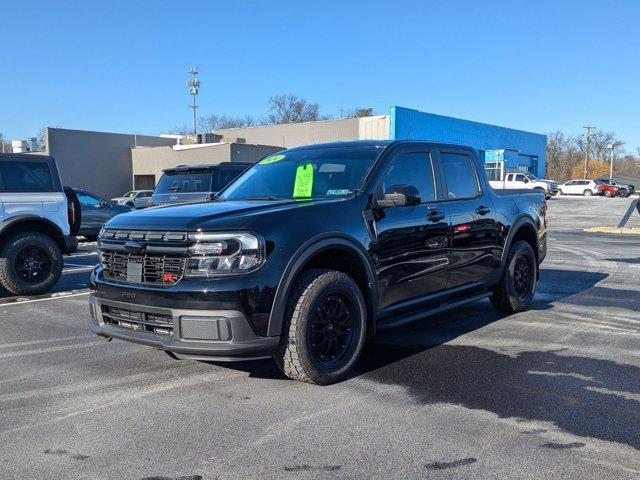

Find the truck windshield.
[{"left": 218, "top": 146, "right": 383, "bottom": 201}]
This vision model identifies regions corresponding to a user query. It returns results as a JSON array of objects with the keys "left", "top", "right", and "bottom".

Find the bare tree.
[
  {"left": 339, "top": 107, "right": 373, "bottom": 118},
  {"left": 198, "top": 114, "right": 258, "bottom": 132},
  {"left": 266, "top": 94, "right": 322, "bottom": 124},
  {"left": 0, "top": 132, "right": 12, "bottom": 153}
]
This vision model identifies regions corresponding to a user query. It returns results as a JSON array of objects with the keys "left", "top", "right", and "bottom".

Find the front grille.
[
  {"left": 101, "top": 305, "right": 173, "bottom": 335},
  {"left": 100, "top": 251, "right": 186, "bottom": 285},
  {"left": 99, "top": 229, "right": 189, "bottom": 285}
]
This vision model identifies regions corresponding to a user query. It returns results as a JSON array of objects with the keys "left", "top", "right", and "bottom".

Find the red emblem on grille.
[{"left": 163, "top": 273, "right": 175, "bottom": 283}]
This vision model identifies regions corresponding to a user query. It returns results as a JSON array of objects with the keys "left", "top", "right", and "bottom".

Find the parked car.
[
  {"left": 557, "top": 179, "right": 603, "bottom": 196},
  {"left": 89, "top": 141, "right": 547, "bottom": 385},
  {"left": 73, "top": 188, "right": 131, "bottom": 241},
  {"left": 594, "top": 180, "right": 620, "bottom": 198},
  {"left": 595, "top": 178, "right": 635, "bottom": 198},
  {"left": 148, "top": 162, "right": 251, "bottom": 207},
  {"left": 489, "top": 172, "right": 557, "bottom": 199},
  {"left": 0, "top": 154, "right": 78, "bottom": 295},
  {"left": 111, "top": 190, "right": 154, "bottom": 208}
]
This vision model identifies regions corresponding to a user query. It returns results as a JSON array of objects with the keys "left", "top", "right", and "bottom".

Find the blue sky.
[{"left": 1, "top": 0, "right": 639, "bottom": 151}]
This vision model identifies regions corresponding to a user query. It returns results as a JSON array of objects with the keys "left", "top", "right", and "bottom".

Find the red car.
[{"left": 595, "top": 180, "right": 620, "bottom": 197}]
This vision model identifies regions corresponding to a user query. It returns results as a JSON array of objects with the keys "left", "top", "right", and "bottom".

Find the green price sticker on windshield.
[
  {"left": 260, "top": 154, "right": 285, "bottom": 165},
  {"left": 293, "top": 163, "right": 314, "bottom": 198}
]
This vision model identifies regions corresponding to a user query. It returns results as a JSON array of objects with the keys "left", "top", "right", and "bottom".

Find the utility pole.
[
  {"left": 186, "top": 67, "right": 200, "bottom": 137},
  {"left": 582, "top": 125, "right": 595, "bottom": 178},
  {"left": 607, "top": 143, "right": 615, "bottom": 180}
]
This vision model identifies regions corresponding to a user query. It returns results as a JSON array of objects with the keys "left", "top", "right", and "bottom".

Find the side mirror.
[
  {"left": 377, "top": 185, "right": 421, "bottom": 208},
  {"left": 523, "top": 178, "right": 530, "bottom": 184},
  {"left": 99, "top": 200, "right": 110, "bottom": 208}
]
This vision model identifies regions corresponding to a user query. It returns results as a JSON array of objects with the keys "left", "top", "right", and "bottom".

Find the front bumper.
[{"left": 89, "top": 294, "right": 279, "bottom": 360}]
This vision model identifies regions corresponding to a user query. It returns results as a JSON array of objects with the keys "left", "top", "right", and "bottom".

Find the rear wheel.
[
  {"left": 583, "top": 189, "right": 593, "bottom": 196},
  {"left": 490, "top": 240, "right": 536, "bottom": 313},
  {"left": 0, "top": 231, "right": 63, "bottom": 295},
  {"left": 273, "top": 269, "right": 367, "bottom": 385}
]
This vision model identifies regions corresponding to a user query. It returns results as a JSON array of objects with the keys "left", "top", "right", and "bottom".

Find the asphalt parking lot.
[{"left": 1, "top": 196, "right": 639, "bottom": 479}]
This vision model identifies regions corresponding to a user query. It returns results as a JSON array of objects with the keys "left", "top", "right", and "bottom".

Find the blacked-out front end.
[{"left": 88, "top": 227, "right": 283, "bottom": 361}]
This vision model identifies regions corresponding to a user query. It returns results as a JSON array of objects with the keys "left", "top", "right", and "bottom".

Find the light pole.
[
  {"left": 186, "top": 67, "right": 200, "bottom": 137},
  {"left": 607, "top": 143, "right": 615, "bottom": 180},
  {"left": 583, "top": 125, "right": 595, "bottom": 178}
]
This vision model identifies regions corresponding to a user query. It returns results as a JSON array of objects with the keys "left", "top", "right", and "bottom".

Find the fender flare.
[
  {"left": 0, "top": 215, "right": 65, "bottom": 239},
  {"left": 267, "top": 233, "right": 378, "bottom": 337},
  {"left": 500, "top": 214, "right": 539, "bottom": 268}
]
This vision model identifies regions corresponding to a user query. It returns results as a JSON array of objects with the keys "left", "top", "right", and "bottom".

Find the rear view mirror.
[{"left": 377, "top": 185, "right": 421, "bottom": 208}]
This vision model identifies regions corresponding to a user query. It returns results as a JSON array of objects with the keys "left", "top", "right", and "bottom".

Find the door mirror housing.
[
  {"left": 377, "top": 185, "right": 421, "bottom": 208},
  {"left": 99, "top": 200, "right": 110, "bottom": 208}
]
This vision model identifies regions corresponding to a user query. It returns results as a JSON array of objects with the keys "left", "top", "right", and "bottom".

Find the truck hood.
[{"left": 103, "top": 198, "right": 349, "bottom": 231}]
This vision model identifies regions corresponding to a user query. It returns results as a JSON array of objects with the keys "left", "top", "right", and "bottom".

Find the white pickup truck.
[{"left": 489, "top": 172, "right": 558, "bottom": 199}]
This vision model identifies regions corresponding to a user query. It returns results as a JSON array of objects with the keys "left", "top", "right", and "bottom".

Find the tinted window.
[
  {"left": 383, "top": 152, "right": 436, "bottom": 202},
  {"left": 155, "top": 170, "right": 213, "bottom": 193},
  {"left": 77, "top": 192, "right": 101, "bottom": 206},
  {"left": 215, "top": 168, "right": 246, "bottom": 191},
  {"left": 441, "top": 153, "right": 480, "bottom": 199},
  {"left": 515, "top": 174, "right": 526, "bottom": 182},
  {"left": 0, "top": 161, "right": 54, "bottom": 192}
]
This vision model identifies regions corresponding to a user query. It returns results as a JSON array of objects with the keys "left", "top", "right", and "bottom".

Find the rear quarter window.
[{"left": 0, "top": 161, "right": 55, "bottom": 192}]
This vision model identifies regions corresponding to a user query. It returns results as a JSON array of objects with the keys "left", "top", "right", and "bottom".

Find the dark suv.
[
  {"left": 89, "top": 141, "right": 547, "bottom": 385},
  {"left": 148, "top": 163, "right": 251, "bottom": 207}
]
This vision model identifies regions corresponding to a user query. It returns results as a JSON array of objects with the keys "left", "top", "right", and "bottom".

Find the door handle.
[
  {"left": 427, "top": 210, "right": 445, "bottom": 222},
  {"left": 475, "top": 205, "right": 491, "bottom": 215}
]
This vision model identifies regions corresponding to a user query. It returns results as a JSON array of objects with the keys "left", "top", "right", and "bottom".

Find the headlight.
[{"left": 184, "top": 232, "right": 264, "bottom": 278}]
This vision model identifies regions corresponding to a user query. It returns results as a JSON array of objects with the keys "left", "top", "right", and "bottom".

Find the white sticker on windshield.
[{"left": 327, "top": 189, "right": 351, "bottom": 196}]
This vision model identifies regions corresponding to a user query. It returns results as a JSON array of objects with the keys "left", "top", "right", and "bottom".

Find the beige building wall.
[
  {"left": 131, "top": 142, "right": 282, "bottom": 186},
  {"left": 46, "top": 127, "right": 175, "bottom": 198}
]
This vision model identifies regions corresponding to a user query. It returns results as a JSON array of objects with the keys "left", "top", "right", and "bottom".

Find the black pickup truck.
[{"left": 89, "top": 141, "right": 547, "bottom": 385}]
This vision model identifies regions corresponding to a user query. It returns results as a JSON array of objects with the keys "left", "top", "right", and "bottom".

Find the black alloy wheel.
[
  {"left": 15, "top": 246, "right": 52, "bottom": 283},
  {"left": 309, "top": 293, "right": 358, "bottom": 369},
  {"left": 513, "top": 254, "right": 533, "bottom": 300}
]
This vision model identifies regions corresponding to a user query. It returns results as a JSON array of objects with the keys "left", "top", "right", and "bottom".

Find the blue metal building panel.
[{"left": 389, "top": 106, "right": 547, "bottom": 178}]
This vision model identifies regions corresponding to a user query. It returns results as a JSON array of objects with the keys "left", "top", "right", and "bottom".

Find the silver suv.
[{"left": 0, "top": 154, "right": 78, "bottom": 295}]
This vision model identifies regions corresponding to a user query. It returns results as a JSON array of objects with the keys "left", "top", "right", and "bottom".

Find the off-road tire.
[
  {"left": 63, "top": 186, "right": 82, "bottom": 236},
  {"left": 273, "top": 269, "right": 367, "bottom": 385},
  {"left": 490, "top": 240, "right": 536, "bottom": 313},
  {"left": 0, "top": 231, "right": 63, "bottom": 295},
  {"left": 583, "top": 189, "right": 593, "bottom": 196}
]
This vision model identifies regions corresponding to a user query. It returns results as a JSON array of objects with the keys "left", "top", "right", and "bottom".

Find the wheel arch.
[
  {"left": 268, "top": 234, "right": 378, "bottom": 338},
  {"left": 501, "top": 215, "right": 540, "bottom": 269},
  {"left": 0, "top": 216, "right": 66, "bottom": 252}
]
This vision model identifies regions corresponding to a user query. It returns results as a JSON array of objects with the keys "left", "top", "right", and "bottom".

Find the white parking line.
[{"left": 0, "top": 290, "right": 90, "bottom": 307}]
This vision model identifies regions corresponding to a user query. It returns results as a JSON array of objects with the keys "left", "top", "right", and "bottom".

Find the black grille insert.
[
  {"left": 100, "top": 252, "right": 185, "bottom": 285},
  {"left": 101, "top": 305, "right": 173, "bottom": 336}
]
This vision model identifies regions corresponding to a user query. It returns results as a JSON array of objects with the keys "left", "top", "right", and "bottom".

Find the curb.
[{"left": 583, "top": 226, "right": 640, "bottom": 235}]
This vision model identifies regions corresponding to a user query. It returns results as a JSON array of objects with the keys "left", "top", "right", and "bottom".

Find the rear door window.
[
  {"left": 440, "top": 153, "right": 481, "bottom": 199},
  {"left": 0, "top": 161, "right": 55, "bottom": 192}
]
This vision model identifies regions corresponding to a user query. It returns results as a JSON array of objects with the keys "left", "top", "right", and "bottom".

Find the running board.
[{"left": 376, "top": 291, "right": 490, "bottom": 331}]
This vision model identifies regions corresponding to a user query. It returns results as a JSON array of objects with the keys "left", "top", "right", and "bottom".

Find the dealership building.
[
  {"left": 214, "top": 106, "right": 547, "bottom": 179},
  {"left": 34, "top": 106, "right": 546, "bottom": 198}
]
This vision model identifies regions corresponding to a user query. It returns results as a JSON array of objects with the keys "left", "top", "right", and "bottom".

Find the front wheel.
[
  {"left": 0, "top": 231, "right": 63, "bottom": 295},
  {"left": 273, "top": 269, "right": 367, "bottom": 385},
  {"left": 490, "top": 240, "right": 537, "bottom": 313},
  {"left": 583, "top": 189, "right": 593, "bottom": 196},
  {"left": 604, "top": 190, "right": 612, "bottom": 197}
]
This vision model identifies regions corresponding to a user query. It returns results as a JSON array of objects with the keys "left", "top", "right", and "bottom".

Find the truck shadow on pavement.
[{"left": 230, "top": 268, "right": 640, "bottom": 449}]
